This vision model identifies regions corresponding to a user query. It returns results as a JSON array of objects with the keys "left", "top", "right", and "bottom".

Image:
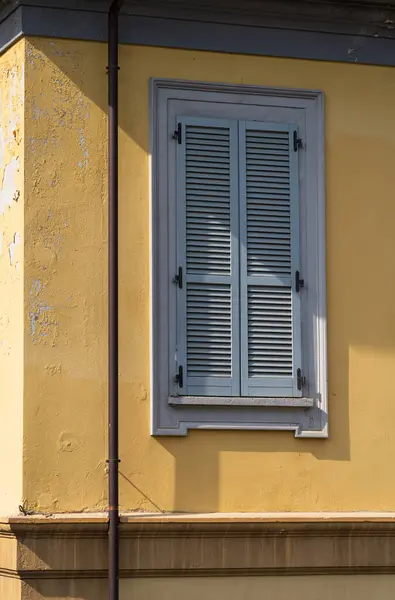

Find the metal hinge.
[
  {"left": 173, "top": 266, "right": 183, "bottom": 289},
  {"left": 295, "top": 270, "right": 304, "bottom": 293},
  {"left": 175, "top": 365, "right": 184, "bottom": 388},
  {"left": 297, "top": 368, "right": 306, "bottom": 391},
  {"left": 293, "top": 130, "right": 303, "bottom": 152},
  {"left": 172, "top": 122, "right": 182, "bottom": 144}
]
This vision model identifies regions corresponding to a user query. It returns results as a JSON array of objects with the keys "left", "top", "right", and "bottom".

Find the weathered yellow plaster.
[
  {"left": 20, "top": 38, "right": 395, "bottom": 513},
  {"left": 24, "top": 38, "right": 108, "bottom": 513},
  {"left": 0, "top": 39, "right": 24, "bottom": 515}
]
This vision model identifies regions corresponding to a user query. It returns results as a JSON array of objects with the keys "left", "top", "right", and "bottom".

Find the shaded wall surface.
[
  {"left": 122, "top": 576, "right": 395, "bottom": 600},
  {"left": 15, "top": 575, "right": 395, "bottom": 600}
]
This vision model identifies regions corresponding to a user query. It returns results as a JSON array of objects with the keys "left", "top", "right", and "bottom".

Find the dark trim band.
[
  {"left": 2, "top": 4, "right": 395, "bottom": 66},
  {"left": 0, "top": 6, "right": 22, "bottom": 55}
]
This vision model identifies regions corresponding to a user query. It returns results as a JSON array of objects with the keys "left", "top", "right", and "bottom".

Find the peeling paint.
[
  {"left": 0, "top": 122, "right": 4, "bottom": 167},
  {"left": 29, "top": 301, "right": 57, "bottom": 343},
  {"left": 45, "top": 364, "right": 62, "bottom": 376},
  {"left": 32, "top": 98, "right": 48, "bottom": 121},
  {"left": 28, "top": 280, "right": 59, "bottom": 345},
  {"left": 57, "top": 431, "right": 83, "bottom": 453},
  {"left": 8, "top": 231, "right": 21, "bottom": 266},
  {"left": 30, "top": 279, "right": 42, "bottom": 295},
  {"left": 0, "top": 157, "right": 20, "bottom": 214},
  {"left": 49, "top": 41, "right": 74, "bottom": 59},
  {"left": 0, "top": 40, "right": 24, "bottom": 516},
  {"left": 78, "top": 129, "right": 89, "bottom": 168}
]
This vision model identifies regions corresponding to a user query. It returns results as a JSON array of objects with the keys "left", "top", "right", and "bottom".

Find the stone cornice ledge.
[
  {"left": 3, "top": 510, "right": 395, "bottom": 523},
  {"left": 2, "top": 512, "right": 395, "bottom": 579},
  {"left": 3, "top": 511, "right": 395, "bottom": 532}
]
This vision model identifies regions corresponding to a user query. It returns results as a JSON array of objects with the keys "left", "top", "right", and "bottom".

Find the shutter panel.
[
  {"left": 239, "top": 121, "right": 302, "bottom": 397},
  {"left": 176, "top": 117, "right": 240, "bottom": 396}
]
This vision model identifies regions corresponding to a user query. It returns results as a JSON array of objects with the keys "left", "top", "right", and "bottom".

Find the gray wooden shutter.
[
  {"left": 239, "top": 121, "right": 302, "bottom": 397},
  {"left": 176, "top": 116, "right": 240, "bottom": 396}
]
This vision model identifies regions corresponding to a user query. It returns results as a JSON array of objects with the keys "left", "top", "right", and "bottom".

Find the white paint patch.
[
  {"left": 8, "top": 232, "right": 21, "bottom": 266},
  {"left": 0, "top": 339, "right": 11, "bottom": 356},
  {"left": 0, "top": 119, "right": 5, "bottom": 167},
  {"left": 0, "top": 157, "right": 19, "bottom": 214}
]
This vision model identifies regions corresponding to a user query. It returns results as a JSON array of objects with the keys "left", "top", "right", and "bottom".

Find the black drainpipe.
[{"left": 108, "top": 2, "right": 123, "bottom": 600}]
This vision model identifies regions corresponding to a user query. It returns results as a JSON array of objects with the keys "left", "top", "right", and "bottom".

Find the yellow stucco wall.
[
  {"left": 18, "top": 37, "right": 395, "bottom": 513},
  {"left": 0, "top": 40, "right": 24, "bottom": 515},
  {"left": 23, "top": 39, "right": 108, "bottom": 511}
]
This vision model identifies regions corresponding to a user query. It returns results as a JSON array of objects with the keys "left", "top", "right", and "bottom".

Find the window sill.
[{"left": 168, "top": 396, "right": 314, "bottom": 408}]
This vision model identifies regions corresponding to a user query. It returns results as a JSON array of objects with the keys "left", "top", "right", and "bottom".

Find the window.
[{"left": 150, "top": 79, "right": 327, "bottom": 437}]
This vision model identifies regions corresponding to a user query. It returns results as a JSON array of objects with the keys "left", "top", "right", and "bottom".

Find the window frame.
[{"left": 150, "top": 78, "right": 327, "bottom": 438}]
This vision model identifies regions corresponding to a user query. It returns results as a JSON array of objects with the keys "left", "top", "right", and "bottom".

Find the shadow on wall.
[
  {"left": 22, "top": 580, "right": 107, "bottom": 600},
  {"left": 31, "top": 36, "right": 395, "bottom": 512}
]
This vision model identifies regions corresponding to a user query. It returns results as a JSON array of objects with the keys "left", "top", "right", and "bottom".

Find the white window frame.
[{"left": 150, "top": 78, "right": 327, "bottom": 438}]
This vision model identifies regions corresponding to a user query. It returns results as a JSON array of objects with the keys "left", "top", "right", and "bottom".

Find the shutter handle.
[{"left": 295, "top": 270, "right": 304, "bottom": 293}]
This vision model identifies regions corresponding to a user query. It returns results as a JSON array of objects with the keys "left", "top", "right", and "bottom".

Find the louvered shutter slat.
[
  {"left": 240, "top": 122, "right": 302, "bottom": 397},
  {"left": 176, "top": 117, "right": 240, "bottom": 396}
]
